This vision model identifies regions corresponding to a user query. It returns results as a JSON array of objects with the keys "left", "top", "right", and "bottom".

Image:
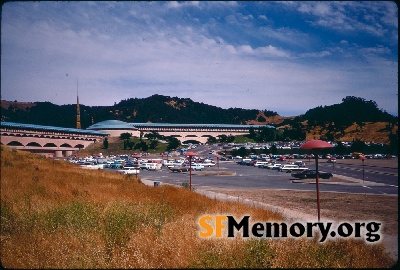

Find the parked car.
[
  {"left": 268, "top": 164, "right": 282, "bottom": 170},
  {"left": 191, "top": 164, "right": 204, "bottom": 171},
  {"left": 237, "top": 158, "right": 252, "bottom": 165},
  {"left": 254, "top": 161, "right": 269, "bottom": 167},
  {"left": 327, "top": 157, "right": 337, "bottom": 163},
  {"left": 140, "top": 163, "right": 162, "bottom": 170},
  {"left": 79, "top": 162, "right": 104, "bottom": 170},
  {"left": 279, "top": 164, "right": 309, "bottom": 173},
  {"left": 202, "top": 162, "right": 216, "bottom": 167},
  {"left": 169, "top": 166, "right": 190, "bottom": 173},
  {"left": 258, "top": 163, "right": 271, "bottom": 169},
  {"left": 109, "top": 162, "right": 123, "bottom": 169},
  {"left": 117, "top": 167, "right": 140, "bottom": 175},
  {"left": 291, "top": 170, "right": 333, "bottom": 179}
]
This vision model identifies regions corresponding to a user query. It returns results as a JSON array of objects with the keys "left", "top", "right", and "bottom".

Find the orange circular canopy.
[{"left": 300, "top": 140, "right": 333, "bottom": 149}]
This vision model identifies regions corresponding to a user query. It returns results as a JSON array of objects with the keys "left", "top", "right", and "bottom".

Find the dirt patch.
[{"left": 204, "top": 188, "right": 398, "bottom": 237}]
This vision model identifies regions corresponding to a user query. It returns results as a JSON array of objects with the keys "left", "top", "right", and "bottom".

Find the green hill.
[
  {"left": 1, "top": 95, "right": 397, "bottom": 146},
  {"left": 1, "top": 94, "right": 277, "bottom": 128}
]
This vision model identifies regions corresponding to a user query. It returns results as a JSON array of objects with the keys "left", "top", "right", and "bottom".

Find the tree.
[
  {"left": 150, "top": 140, "right": 158, "bottom": 149},
  {"left": 207, "top": 136, "right": 217, "bottom": 144},
  {"left": 334, "top": 141, "right": 347, "bottom": 155},
  {"left": 258, "top": 127, "right": 276, "bottom": 142},
  {"left": 248, "top": 127, "right": 256, "bottom": 139},
  {"left": 350, "top": 139, "right": 366, "bottom": 153},
  {"left": 134, "top": 141, "right": 148, "bottom": 151},
  {"left": 127, "top": 139, "right": 134, "bottom": 150},
  {"left": 103, "top": 137, "right": 108, "bottom": 149},
  {"left": 389, "top": 131, "right": 398, "bottom": 155},
  {"left": 237, "top": 147, "right": 248, "bottom": 157},
  {"left": 141, "top": 142, "right": 149, "bottom": 151},
  {"left": 227, "top": 135, "right": 235, "bottom": 143},
  {"left": 167, "top": 137, "right": 180, "bottom": 151},
  {"left": 218, "top": 134, "right": 228, "bottom": 143},
  {"left": 146, "top": 131, "right": 161, "bottom": 141},
  {"left": 120, "top": 132, "right": 131, "bottom": 140},
  {"left": 269, "top": 145, "right": 278, "bottom": 155},
  {"left": 123, "top": 139, "right": 127, "bottom": 150}
]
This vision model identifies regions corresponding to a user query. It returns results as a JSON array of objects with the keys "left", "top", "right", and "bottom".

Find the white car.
[
  {"left": 140, "top": 163, "right": 162, "bottom": 170},
  {"left": 191, "top": 164, "right": 204, "bottom": 171},
  {"left": 79, "top": 163, "right": 104, "bottom": 170},
  {"left": 117, "top": 167, "right": 140, "bottom": 175},
  {"left": 254, "top": 161, "right": 269, "bottom": 167},
  {"left": 202, "top": 162, "right": 216, "bottom": 167},
  {"left": 279, "top": 164, "right": 300, "bottom": 172},
  {"left": 267, "top": 164, "right": 282, "bottom": 170}
]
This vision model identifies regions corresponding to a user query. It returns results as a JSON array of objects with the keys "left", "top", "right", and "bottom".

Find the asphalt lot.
[
  {"left": 105, "top": 145, "right": 398, "bottom": 195},
  {"left": 129, "top": 161, "right": 398, "bottom": 196}
]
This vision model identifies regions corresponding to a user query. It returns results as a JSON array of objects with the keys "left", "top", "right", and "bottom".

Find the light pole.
[
  {"left": 360, "top": 156, "right": 366, "bottom": 183},
  {"left": 132, "top": 153, "right": 141, "bottom": 179},
  {"left": 185, "top": 152, "right": 198, "bottom": 191},
  {"left": 300, "top": 140, "right": 333, "bottom": 222}
]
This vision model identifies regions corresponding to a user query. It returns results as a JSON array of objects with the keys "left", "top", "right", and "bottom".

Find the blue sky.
[{"left": 1, "top": 1, "right": 398, "bottom": 116}]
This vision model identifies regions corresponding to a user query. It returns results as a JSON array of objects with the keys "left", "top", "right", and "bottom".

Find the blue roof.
[
  {"left": 87, "top": 120, "right": 274, "bottom": 130},
  {"left": 131, "top": 122, "right": 275, "bottom": 129},
  {"left": 1, "top": 121, "right": 108, "bottom": 136},
  {"left": 87, "top": 120, "right": 138, "bottom": 130}
]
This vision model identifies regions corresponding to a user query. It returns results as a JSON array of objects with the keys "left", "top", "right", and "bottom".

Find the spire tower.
[{"left": 76, "top": 78, "right": 81, "bottom": 129}]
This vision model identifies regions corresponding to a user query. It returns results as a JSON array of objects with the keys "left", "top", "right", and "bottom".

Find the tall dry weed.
[{"left": 0, "top": 146, "right": 396, "bottom": 268}]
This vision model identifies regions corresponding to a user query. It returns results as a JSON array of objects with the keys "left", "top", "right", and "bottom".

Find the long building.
[
  {"left": 87, "top": 120, "right": 275, "bottom": 144},
  {"left": 1, "top": 120, "right": 275, "bottom": 156},
  {"left": 0, "top": 121, "right": 107, "bottom": 158}
]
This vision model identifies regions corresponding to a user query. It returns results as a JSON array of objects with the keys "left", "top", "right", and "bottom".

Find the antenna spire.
[{"left": 76, "top": 78, "right": 81, "bottom": 129}]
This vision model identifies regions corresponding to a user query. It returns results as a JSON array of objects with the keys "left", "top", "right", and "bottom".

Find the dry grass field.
[{"left": 0, "top": 146, "right": 396, "bottom": 268}]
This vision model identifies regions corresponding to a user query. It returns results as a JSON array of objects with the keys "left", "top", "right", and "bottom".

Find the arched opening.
[
  {"left": 183, "top": 140, "right": 201, "bottom": 144},
  {"left": 60, "top": 143, "right": 72, "bottom": 147},
  {"left": 26, "top": 142, "right": 42, "bottom": 147},
  {"left": 7, "top": 141, "right": 23, "bottom": 146},
  {"left": 43, "top": 143, "right": 57, "bottom": 147},
  {"left": 75, "top": 144, "right": 85, "bottom": 149}
]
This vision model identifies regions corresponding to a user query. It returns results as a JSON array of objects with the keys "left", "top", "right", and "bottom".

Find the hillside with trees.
[
  {"left": 1, "top": 95, "right": 397, "bottom": 146},
  {"left": 301, "top": 96, "right": 394, "bottom": 126},
  {"left": 1, "top": 94, "right": 278, "bottom": 128}
]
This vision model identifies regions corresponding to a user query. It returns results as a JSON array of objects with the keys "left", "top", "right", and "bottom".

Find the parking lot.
[{"left": 133, "top": 154, "right": 398, "bottom": 195}]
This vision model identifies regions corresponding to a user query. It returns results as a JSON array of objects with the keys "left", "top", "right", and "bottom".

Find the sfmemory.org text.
[{"left": 198, "top": 215, "right": 382, "bottom": 243}]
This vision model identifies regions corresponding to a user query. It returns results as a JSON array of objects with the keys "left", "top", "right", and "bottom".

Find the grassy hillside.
[
  {"left": 0, "top": 146, "right": 395, "bottom": 268},
  {"left": 306, "top": 121, "right": 398, "bottom": 143}
]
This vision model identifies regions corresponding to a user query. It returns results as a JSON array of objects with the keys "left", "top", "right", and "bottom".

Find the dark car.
[
  {"left": 291, "top": 169, "right": 333, "bottom": 179},
  {"left": 169, "top": 166, "right": 190, "bottom": 173}
]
